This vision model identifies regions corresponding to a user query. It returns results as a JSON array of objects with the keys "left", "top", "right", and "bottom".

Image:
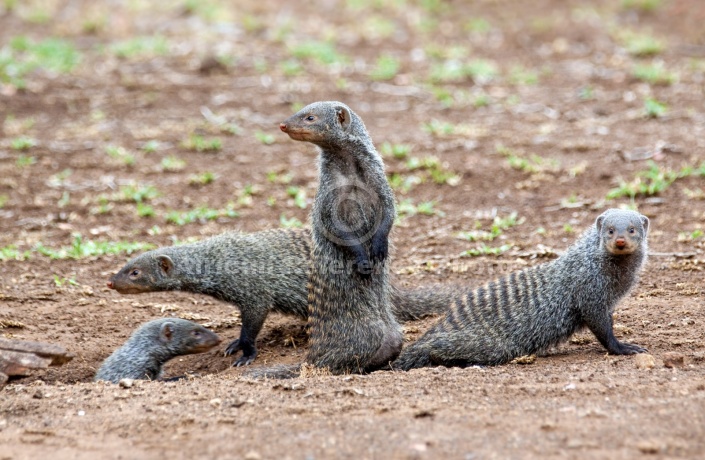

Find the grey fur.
[
  {"left": 394, "top": 208, "right": 650, "bottom": 370},
  {"left": 280, "top": 101, "right": 402, "bottom": 374},
  {"left": 109, "top": 227, "right": 448, "bottom": 367},
  {"left": 94, "top": 318, "right": 221, "bottom": 383}
]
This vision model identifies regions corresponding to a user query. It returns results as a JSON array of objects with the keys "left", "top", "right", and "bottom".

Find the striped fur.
[
  {"left": 110, "top": 227, "right": 450, "bottom": 368},
  {"left": 394, "top": 209, "right": 650, "bottom": 370}
]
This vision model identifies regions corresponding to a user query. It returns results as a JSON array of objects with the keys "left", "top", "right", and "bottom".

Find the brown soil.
[{"left": 1, "top": 0, "right": 704, "bottom": 458}]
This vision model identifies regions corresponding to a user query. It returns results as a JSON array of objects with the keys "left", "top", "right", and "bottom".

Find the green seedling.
[
  {"left": 0, "top": 245, "right": 31, "bottom": 261},
  {"left": 110, "top": 36, "right": 168, "bottom": 59},
  {"left": 182, "top": 134, "right": 222, "bottom": 152},
  {"left": 290, "top": 41, "right": 347, "bottom": 65},
  {"left": 370, "top": 55, "right": 400, "bottom": 81},
  {"left": 188, "top": 172, "right": 215, "bottom": 186},
  {"left": 141, "top": 140, "right": 160, "bottom": 153},
  {"left": 105, "top": 145, "right": 135, "bottom": 166},
  {"left": 644, "top": 98, "right": 667, "bottom": 118},
  {"left": 255, "top": 131, "right": 275, "bottom": 145},
  {"left": 379, "top": 142, "right": 411, "bottom": 159},
  {"left": 461, "top": 243, "right": 512, "bottom": 257},
  {"left": 161, "top": 156, "right": 186, "bottom": 172},
  {"left": 286, "top": 186, "right": 308, "bottom": 209},
  {"left": 165, "top": 205, "right": 238, "bottom": 226},
  {"left": 136, "top": 202, "right": 155, "bottom": 218},
  {"left": 10, "top": 136, "right": 36, "bottom": 150},
  {"left": 632, "top": 62, "right": 676, "bottom": 85},
  {"left": 15, "top": 154, "right": 35, "bottom": 168},
  {"left": 35, "top": 235, "right": 155, "bottom": 259},
  {"left": 53, "top": 275, "right": 78, "bottom": 287},
  {"left": 280, "top": 214, "right": 303, "bottom": 228}
]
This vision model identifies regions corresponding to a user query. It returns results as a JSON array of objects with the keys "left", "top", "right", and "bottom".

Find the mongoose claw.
[
  {"left": 224, "top": 339, "right": 242, "bottom": 356},
  {"left": 233, "top": 354, "right": 256, "bottom": 367},
  {"left": 610, "top": 341, "right": 647, "bottom": 355}
]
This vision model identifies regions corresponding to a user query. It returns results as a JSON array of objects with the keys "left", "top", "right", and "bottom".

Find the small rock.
[
  {"left": 209, "top": 398, "right": 222, "bottom": 407},
  {"left": 118, "top": 378, "right": 134, "bottom": 388},
  {"left": 637, "top": 441, "right": 661, "bottom": 454},
  {"left": 663, "top": 352, "right": 686, "bottom": 368},
  {"left": 244, "top": 451, "right": 261, "bottom": 460},
  {"left": 634, "top": 354, "right": 656, "bottom": 370}
]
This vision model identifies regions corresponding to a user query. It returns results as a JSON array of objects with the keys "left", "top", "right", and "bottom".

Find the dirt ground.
[{"left": 1, "top": 0, "right": 704, "bottom": 458}]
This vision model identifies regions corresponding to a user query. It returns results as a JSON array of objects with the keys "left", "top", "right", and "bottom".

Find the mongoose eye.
[
  {"left": 607, "top": 228, "right": 614, "bottom": 235},
  {"left": 628, "top": 227, "right": 635, "bottom": 234},
  {"left": 129, "top": 269, "right": 141, "bottom": 277},
  {"left": 192, "top": 330, "right": 201, "bottom": 338},
  {"left": 305, "top": 115, "right": 316, "bottom": 122}
]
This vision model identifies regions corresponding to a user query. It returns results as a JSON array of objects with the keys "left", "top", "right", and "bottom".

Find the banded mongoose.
[
  {"left": 394, "top": 208, "right": 650, "bottom": 370},
  {"left": 279, "top": 101, "right": 402, "bottom": 374},
  {"left": 94, "top": 318, "right": 221, "bottom": 383},
  {"left": 108, "top": 228, "right": 449, "bottom": 367}
]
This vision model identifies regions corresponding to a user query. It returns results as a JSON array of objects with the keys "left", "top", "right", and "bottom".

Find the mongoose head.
[
  {"left": 140, "top": 318, "right": 221, "bottom": 356},
  {"left": 108, "top": 251, "right": 180, "bottom": 294},
  {"left": 279, "top": 101, "right": 367, "bottom": 148},
  {"left": 595, "top": 209, "right": 649, "bottom": 255}
]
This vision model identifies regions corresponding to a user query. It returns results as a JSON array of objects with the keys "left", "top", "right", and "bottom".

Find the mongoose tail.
[{"left": 394, "top": 208, "right": 649, "bottom": 370}]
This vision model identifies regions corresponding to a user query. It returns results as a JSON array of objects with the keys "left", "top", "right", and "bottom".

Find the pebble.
[
  {"left": 662, "top": 352, "right": 686, "bottom": 368},
  {"left": 119, "top": 378, "right": 134, "bottom": 388},
  {"left": 634, "top": 354, "right": 656, "bottom": 370}
]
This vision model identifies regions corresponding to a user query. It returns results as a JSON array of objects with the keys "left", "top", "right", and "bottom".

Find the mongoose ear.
[
  {"left": 640, "top": 215, "right": 649, "bottom": 233},
  {"left": 159, "top": 322, "right": 174, "bottom": 343},
  {"left": 595, "top": 215, "right": 605, "bottom": 231},
  {"left": 157, "top": 255, "right": 174, "bottom": 276},
  {"left": 337, "top": 106, "right": 352, "bottom": 132}
]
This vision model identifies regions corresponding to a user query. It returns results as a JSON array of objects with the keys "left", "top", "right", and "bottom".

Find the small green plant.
[
  {"left": 188, "top": 171, "right": 215, "bottom": 186},
  {"left": 397, "top": 199, "right": 444, "bottom": 219},
  {"left": 255, "top": 131, "right": 275, "bottom": 145},
  {"left": 458, "top": 212, "right": 524, "bottom": 242},
  {"left": 461, "top": 243, "right": 512, "bottom": 257},
  {"left": 621, "top": 0, "right": 662, "bottom": 12},
  {"left": 280, "top": 213, "right": 303, "bottom": 228},
  {"left": 1, "top": 37, "right": 81, "bottom": 88},
  {"left": 370, "top": 55, "right": 400, "bottom": 81},
  {"left": 606, "top": 161, "right": 689, "bottom": 199},
  {"left": 290, "top": 41, "right": 347, "bottom": 65},
  {"left": 644, "top": 97, "right": 667, "bottom": 118},
  {"left": 110, "top": 36, "right": 168, "bottom": 59},
  {"left": 563, "top": 223, "right": 574, "bottom": 234},
  {"left": 165, "top": 205, "right": 238, "bottom": 225},
  {"left": 509, "top": 65, "right": 539, "bottom": 85},
  {"left": 678, "top": 229, "right": 704, "bottom": 242},
  {"left": 280, "top": 59, "right": 303, "bottom": 76},
  {"left": 161, "top": 156, "right": 186, "bottom": 172},
  {"left": 57, "top": 191, "right": 70, "bottom": 208},
  {"left": 105, "top": 145, "right": 135, "bottom": 166},
  {"left": 632, "top": 62, "right": 676, "bottom": 85},
  {"left": 136, "top": 202, "right": 155, "bottom": 218},
  {"left": 429, "top": 58, "right": 497, "bottom": 84},
  {"left": 380, "top": 142, "right": 411, "bottom": 159},
  {"left": 182, "top": 134, "right": 222, "bottom": 152},
  {"left": 387, "top": 173, "right": 422, "bottom": 194},
  {"left": 15, "top": 154, "right": 36, "bottom": 168},
  {"left": 53, "top": 275, "right": 78, "bottom": 287},
  {"left": 267, "top": 171, "right": 293, "bottom": 184},
  {"left": 10, "top": 136, "right": 36, "bottom": 150},
  {"left": 464, "top": 18, "right": 491, "bottom": 34},
  {"left": 423, "top": 119, "right": 457, "bottom": 137},
  {"left": 0, "top": 245, "right": 31, "bottom": 261},
  {"left": 620, "top": 32, "right": 665, "bottom": 57},
  {"left": 35, "top": 235, "right": 155, "bottom": 260},
  {"left": 141, "top": 140, "right": 160, "bottom": 153},
  {"left": 286, "top": 186, "right": 307, "bottom": 209},
  {"left": 0, "top": 194, "right": 8, "bottom": 208},
  {"left": 117, "top": 184, "right": 159, "bottom": 203}
]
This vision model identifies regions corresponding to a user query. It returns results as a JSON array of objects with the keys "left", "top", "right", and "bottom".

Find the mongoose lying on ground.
[
  {"left": 108, "top": 228, "right": 449, "bottom": 366},
  {"left": 394, "top": 208, "right": 650, "bottom": 370},
  {"left": 279, "top": 101, "right": 402, "bottom": 374},
  {"left": 94, "top": 318, "right": 220, "bottom": 383}
]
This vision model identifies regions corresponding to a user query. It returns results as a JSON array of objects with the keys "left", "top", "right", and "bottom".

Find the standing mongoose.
[
  {"left": 108, "top": 227, "right": 450, "bottom": 367},
  {"left": 94, "top": 318, "right": 221, "bottom": 383},
  {"left": 394, "top": 208, "right": 650, "bottom": 370},
  {"left": 279, "top": 101, "right": 402, "bottom": 374}
]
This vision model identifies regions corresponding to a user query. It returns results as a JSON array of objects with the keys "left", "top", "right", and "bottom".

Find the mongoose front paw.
[{"left": 610, "top": 341, "right": 647, "bottom": 355}]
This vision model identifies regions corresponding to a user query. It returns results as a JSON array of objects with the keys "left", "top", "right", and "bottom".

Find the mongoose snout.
[
  {"left": 107, "top": 281, "right": 114, "bottom": 289},
  {"left": 615, "top": 237, "right": 627, "bottom": 249},
  {"left": 279, "top": 123, "right": 288, "bottom": 132}
]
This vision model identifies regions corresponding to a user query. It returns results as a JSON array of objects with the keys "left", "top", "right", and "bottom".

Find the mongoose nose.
[
  {"left": 615, "top": 238, "right": 626, "bottom": 249},
  {"left": 279, "top": 123, "right": 288, "bottom": 132},
  {"left": 107, "top": 281, "right": 114, "bottom": 289}
]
